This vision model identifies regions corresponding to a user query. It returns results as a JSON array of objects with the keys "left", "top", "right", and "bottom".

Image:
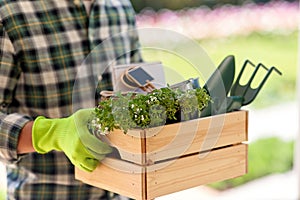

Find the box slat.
[
  {"left": 103, "top": 129, "right": 145, "bottom": 164},
  {"left": 145, "top": 110, "right": 248, "bottom": 164},
  {"left": 146, "top": 144, "right": 247, "bottom": 199},
  {"left": 76, "top": 144, "right": 247, "bottom": 200},
  {"left": 75, "top": 158, "right": 144, "bottom": 200}
]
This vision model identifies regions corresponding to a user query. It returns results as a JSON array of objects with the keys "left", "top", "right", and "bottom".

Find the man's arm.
[
  {"left": 0, "top": 22, "right": 35, "bottom": 162},
  {"left": 17, "top": 121, "right": 35, "bottom": 154}
]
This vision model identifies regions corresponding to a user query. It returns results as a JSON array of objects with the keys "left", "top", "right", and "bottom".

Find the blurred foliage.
[
  {"left": 0, "top": 190, "right": 4, "bottom": 200},
  {"left": 199, "top": 31, "right": 298, "bottom": 108},
  {"left": 208, "top": 137, "right": 294, "bottom": 190},
  {"left": 130, "top": 0, "right": 297, "bottom": 12}
]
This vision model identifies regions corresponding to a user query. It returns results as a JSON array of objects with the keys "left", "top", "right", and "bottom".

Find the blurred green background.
[{"left": 141, "top": 32, "right": 297, "bottom": 108}]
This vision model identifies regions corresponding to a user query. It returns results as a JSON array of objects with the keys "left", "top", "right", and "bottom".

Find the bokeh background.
[{"left": 0, "top": 0, "right": 298, "bottom": 199}]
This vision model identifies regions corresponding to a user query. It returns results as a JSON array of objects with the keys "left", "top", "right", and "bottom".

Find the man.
[{"left": 0, "top": 0, "right": 142, "bottom": 199}]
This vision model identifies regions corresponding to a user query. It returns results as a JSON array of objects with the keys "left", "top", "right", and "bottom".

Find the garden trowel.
[{"left": 201, "top": 55, "right": 235, "bottom": 117}]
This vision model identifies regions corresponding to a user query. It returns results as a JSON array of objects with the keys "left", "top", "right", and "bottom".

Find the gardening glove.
[{"left": 32, "top": 108, "right": 112, "bottom": 172}]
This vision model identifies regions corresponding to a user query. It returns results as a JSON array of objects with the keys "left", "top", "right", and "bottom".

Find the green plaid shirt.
[{"left": 0, "top": 0, "right": 142, "bottom": 199}]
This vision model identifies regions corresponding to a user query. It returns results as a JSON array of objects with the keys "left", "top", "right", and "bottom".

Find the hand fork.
[{"left": 227, "top": 60, "right": 282, "bottom": 111}]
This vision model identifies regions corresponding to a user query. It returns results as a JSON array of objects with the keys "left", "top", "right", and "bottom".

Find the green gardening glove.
[{"left": 32, "top": 109, "right": 112, "bottom": 172}]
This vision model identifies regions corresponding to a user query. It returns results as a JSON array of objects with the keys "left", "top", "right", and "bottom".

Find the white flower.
[
  {"left": 100, "top": 131, "right": 107, "bottom": 135},
  {"left": 150, "top": 96, "right": 157, "bottom": 101}
]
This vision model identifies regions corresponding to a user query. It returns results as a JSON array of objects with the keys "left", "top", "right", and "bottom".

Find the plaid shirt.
[{"left": 0, "top": 0, "right": 142, "bottom": 199}]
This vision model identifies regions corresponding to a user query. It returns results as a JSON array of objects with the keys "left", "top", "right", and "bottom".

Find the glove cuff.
[{"left": 32, "top": 116, "right": 67, "bottom": 153}]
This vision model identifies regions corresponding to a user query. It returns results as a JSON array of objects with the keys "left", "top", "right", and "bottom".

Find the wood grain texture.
[
  {"left": 75, "top": 158, "right": 144, "bottom": 200},
  {"left": 146, "top": 144, "right": 247, "bottom": 199},
  {"left": 145, "top": 110, "right": 248, "bottom": 164}
]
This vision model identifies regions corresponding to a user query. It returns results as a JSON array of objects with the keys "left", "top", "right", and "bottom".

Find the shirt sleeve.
[
  {"left": 130, "top": 27, "right": 143, "bottom": 63},
  {"left": 128, "top": 1, "right": 143, "bottom": 63},
  {"left": 0, "top": 22, "right": 32, "bottom": 164}
]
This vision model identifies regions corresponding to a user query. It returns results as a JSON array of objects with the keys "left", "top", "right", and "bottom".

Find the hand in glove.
[{"left": 32, "top": 109, "right": 112, "bottom": 172}]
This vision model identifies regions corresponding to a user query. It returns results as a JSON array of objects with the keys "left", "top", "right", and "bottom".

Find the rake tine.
[
  {"left": 230, "top": 59, "right": 256, "bottom": 97},
  {"left": 242, "top": 65, "right": 282, "bottom": 105},
  {"left": 231, "top": 60, "right": 282, "bottom": 106},
  {"left": 242, "top": 62, "right": 264, "bottom": 96}
]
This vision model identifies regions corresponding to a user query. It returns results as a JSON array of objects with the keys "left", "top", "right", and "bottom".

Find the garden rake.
[{"left": 227, "top": 59, "right": 282, "bottom": 112}]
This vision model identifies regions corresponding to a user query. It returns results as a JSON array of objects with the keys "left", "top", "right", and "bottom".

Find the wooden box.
[{"left": 75, "top": 110, "right": 248, "bottom": 200}]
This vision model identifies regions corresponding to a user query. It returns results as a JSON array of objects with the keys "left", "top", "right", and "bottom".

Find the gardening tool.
[
  {"left": 169, "top": 77, "right": 201, "bottom": 91},
  {"left": 226, "top": 60, "right": 282, "bottom": 112},
  {"left": 204, "top": 55, "right": 236, "bottom": 96},
  {"left": 200, "top": 55, "right": 236, "bottom": 117}
]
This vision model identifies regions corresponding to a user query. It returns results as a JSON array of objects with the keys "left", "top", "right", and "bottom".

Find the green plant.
[
  {"left": 177, "top": 87, "right": 211, "bottom": 120},
  {"left": 91, "top": 87, "right": 211, "bottom": 134}
]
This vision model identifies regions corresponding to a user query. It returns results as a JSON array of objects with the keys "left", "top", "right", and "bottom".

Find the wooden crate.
[{"left": 75, "top": 110, "right": 248, "bottom": 200}]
